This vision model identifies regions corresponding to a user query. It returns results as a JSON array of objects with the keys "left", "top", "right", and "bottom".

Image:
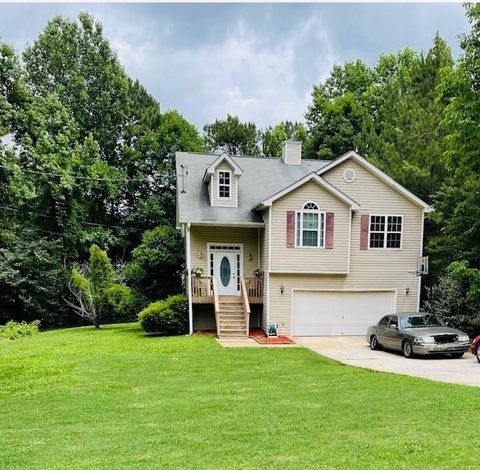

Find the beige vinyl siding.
[
  {"left": 190, "top": 225, "right": 259, "bottom": 275},
  {"left": 211, "top": 161, "right": 237, "bottom": 208},
  {"left": 267, "top": 159, "right": 424, "bottom": 335},
  {"left": 270, "top": 180, "right": 350, "bottom": 273}
]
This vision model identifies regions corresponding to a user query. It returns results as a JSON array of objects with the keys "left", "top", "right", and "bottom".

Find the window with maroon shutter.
[
  {"left": 360, "top": 214, "right": 369, "bottom": 250},
  {"left": 325, "top": 212, "right": 334, "bottom": 249},
  {"left": 286, "top": 211, "right": 295, "bottom": 248},
  {"left": 294, "top": 202, "right": 325, "bottom": 247}
]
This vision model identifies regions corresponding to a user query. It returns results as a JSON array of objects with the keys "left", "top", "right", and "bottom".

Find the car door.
[
  {"left": 376, "top": 315, "right": 391, "bottom": 347},
  {"left": 384, "top": 315, "right": 401, "bottom": 350}
]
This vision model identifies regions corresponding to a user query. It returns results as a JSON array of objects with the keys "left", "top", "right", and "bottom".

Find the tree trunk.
[{"left": 94, "top": 316, "right": 100, "bottom": 329}]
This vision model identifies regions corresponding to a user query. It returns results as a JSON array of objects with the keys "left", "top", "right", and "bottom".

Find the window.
[
  {"left": 218, "top": 171, "right": 231, "bottom": 198},
  {"left": 369, "top": 215, "right": 402, "bottom": 249},
  {"left": 378, "top": 316, "right": 390, "bottom": 327},
  {"left": 296, "top": 202, "right": 325, "bottom": 247},
  {"left": 388, "top": 316, "right": 399, "bottom": 329}
]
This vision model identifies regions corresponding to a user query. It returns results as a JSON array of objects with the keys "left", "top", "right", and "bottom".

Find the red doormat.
[{"left": 250, "top": 328, "right": 295, "bottom": 345}]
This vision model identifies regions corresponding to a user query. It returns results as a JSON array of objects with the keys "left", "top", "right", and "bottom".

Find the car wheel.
[
  {"left": 450, "top": 353, "right": 464, "bottom": 359},
  {"left": 476, "top": 347, "right": 480, "bottom": 364},
  {"left": 402, "top": 340, "right": 414, "bottom": 358},
  {"left": 370, "top": 335, "right": 380, "bottom": 351}
]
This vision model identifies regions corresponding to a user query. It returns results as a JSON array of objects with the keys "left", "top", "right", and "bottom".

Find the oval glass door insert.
[{"left": 220, "top": 256, "right": 231, "bottom": 287}]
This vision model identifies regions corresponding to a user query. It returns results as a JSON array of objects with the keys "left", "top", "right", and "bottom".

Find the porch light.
[
  {"left": 248, "top": 252, "right": 253, "bottom": 261},
  {"left": 199, "top": 251, "right": 204, "bottom": 259},
  {"left": 280, "top": 284, "right": 285, "bottom": 294},
  {"left": 405, "top": 287, "right": 410, "bottom": 295}
]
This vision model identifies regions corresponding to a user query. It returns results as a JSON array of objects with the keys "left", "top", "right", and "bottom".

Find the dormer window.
[
  {"left": 218, "top": 171, "right": 231, "bottom": 199},
  {"left": 296, "top": 202, "right": 325, "bottom": 247}
]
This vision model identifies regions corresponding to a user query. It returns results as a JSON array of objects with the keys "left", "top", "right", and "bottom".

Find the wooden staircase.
[{"left": 217, "top": 296, "right": 248, "bottom": 338}]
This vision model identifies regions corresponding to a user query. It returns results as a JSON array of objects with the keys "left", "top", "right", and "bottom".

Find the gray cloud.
[{"left": 0, "top": 3, "right": 469, "bottom": 129}]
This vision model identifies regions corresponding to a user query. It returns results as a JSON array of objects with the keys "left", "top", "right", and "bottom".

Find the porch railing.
[
  {"left": 191, "top": 275, "right": 214, "bottom": 303},
  {"left": 243, "top": 275, "right": 263, "bottom": 304},
  {"left": 191, "top": 274, "right": 263, "bottom": 304}
]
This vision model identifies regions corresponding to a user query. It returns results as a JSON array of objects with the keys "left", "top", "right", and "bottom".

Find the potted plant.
[
  {"left": 191, "top": 267, "right": 204, "bottom": 277},
  {"left": 254, "top": 268, "right": 264, "bottom": 278}
]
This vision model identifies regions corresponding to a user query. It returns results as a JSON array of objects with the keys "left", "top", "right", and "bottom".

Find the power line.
[
  {"left": 0, "top": 163, "right": 175, "bottom": 183},
  {"left": 0, "top": 205, "right": 150, "bottom": 231}
]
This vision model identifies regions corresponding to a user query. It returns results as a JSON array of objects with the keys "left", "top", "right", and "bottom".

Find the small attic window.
[{"left": 218, "top": 171, "right": 231, "bottom": 198}]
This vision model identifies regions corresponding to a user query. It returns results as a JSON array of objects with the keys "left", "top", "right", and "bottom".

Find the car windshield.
[{"left": 400, "top": 314, "right": 444, "bottom": 329}]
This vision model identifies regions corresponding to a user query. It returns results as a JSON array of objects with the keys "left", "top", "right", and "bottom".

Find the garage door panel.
[{"left": 293, "top": 291, "right": 395, "bottom": 336}]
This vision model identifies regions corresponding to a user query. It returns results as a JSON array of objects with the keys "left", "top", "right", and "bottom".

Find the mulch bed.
[{"left": 249, "top": 328, "right": 295, "bottom": 345}]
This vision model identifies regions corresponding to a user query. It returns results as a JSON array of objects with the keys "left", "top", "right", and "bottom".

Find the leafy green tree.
[
  {"left": 0, "top": 233, "right": 67, "bottom": 326},
  {"left": 430, "top": 6, "right": 480, "bottom": 271},
  {"left": 23, "top": 13, "right": 129, "bottom": 165},
  {"left": 261, "top": 121, "right": 307, "bottom": 158},
  {"left": 67, "top": 244, "right": 118, "bottom": 328},
  {"left": 203, "top": 115, "right": 260, "bottom": 155},
  {"left": 127, "top": 227, "right": 184, "bottom": 302}
]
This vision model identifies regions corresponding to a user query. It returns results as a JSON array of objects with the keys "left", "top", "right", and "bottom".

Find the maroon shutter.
[
  {"left": 360, "top": 214, "right": 369, "bottom": 250},
  {"left": 286, "top": 211, "right": 295, "bottom": 248},
  {"left": 325, "top": 212, "right": 334, "bottom": 249}
]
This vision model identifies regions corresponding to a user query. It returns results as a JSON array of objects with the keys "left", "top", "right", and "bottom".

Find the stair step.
[{"left": 218, "top": 330, "right": 248, "bottom": 336}]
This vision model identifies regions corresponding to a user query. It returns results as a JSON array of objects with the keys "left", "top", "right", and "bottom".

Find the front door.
[{"left": 212, "top": 251, "right": 240, "bottom": 296}]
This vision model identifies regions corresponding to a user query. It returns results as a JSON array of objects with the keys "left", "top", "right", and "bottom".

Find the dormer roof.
[{"left": 202, "top": 153, "right": 243, "bottom": 183}]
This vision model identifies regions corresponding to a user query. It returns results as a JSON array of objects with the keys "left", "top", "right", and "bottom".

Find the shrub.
[
  {"left": 104, "top": 284, "right": 137, "bottom": 321},
  {"left": 424, "top": 267, "right": 480, "bottom": 336},
  {"left": 138, "top": 294, "right": 188, "bottom": 335},
  {"left": 126, "top": 227, "right": 185, "bottom": 302},
  {"left": 0, "top": 320, "right": 40, "bottom": 341}
]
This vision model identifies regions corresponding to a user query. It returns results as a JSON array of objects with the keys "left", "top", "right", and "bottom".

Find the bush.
[
  {"left": 127, "top": 227, "right": 185, "bottom": 302},
  {"left": 424, "top": 269, "right": 480, "bottom": 337},
  {"left": 138, "top": 294, "right": 188, "bottom": 335},
  {"left": 0, "top": 320, "right": 40, "bottom": 341},
  {"left": 104, "top": 284, "right": 137, "bottom": 321}
]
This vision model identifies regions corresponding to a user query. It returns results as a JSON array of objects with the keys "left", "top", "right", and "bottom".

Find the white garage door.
[{"left": 292, "top": 290, "right": 395, "bottom": 336}]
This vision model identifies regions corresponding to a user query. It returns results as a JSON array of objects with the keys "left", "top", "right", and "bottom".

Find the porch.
[{"left": 191, "top": 275, "right": 263, "bottom": 305}]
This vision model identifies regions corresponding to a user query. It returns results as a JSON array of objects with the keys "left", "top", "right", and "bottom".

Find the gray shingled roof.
[{"left": 176, "top": 152, "right": 331, "bottom": 226}]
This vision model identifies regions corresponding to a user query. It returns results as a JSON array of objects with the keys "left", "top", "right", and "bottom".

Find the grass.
[{"left": 0, "top": 323, "right": 479, "bottom": 469}]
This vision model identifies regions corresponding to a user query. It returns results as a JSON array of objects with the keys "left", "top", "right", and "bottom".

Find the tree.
[
  {"left": 23, "top": 13, "right": 129, "bottom": 165},
  {"left": 203, "top": 115, "right": 260, "bottom": 155},
  {"left": 126, "top": 227, "right": 184, "bottom": 302},
  {"left": 0, "top": 233, "right": 67, "bottom": 327},
  {"left": 67, "top": 244, "right": 116, "bottom": 328},
  {"left": 430, "top": 5, "right": 480, "bottom": 270},
  {"left": 261, "top": 121, "right": 307, "bottom": 158}
]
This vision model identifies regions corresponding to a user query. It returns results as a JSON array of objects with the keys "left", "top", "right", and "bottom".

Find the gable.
[
  {"left": 318, "top": 151, "right": 430, "bottom": 211},
  {"left": 253, "top": 172, "right": 360, "bottom": 211},
  {"left": 322, "top": 159, "right": 422, "bottom": 214}
]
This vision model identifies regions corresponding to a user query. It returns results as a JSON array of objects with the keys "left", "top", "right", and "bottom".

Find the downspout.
[{"left": 186, "top": 222, "right": 193, "bottom": 335}]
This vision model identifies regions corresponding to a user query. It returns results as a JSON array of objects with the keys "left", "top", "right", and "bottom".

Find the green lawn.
[{"left": 0, "top": 324, "right": 479, "bottom": 469}]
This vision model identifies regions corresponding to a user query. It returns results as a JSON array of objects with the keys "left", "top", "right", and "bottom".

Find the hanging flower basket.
[
  {"left": 254, "top": 268, "right": 264, "bottom": 278},
  {"left": 192, "top": 267, "right": 204, "bottom": 277}
]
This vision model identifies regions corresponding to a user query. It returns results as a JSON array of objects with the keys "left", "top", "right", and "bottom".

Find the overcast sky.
[{"left": 0, "top": 3, "right": 470, "bottom": 130}]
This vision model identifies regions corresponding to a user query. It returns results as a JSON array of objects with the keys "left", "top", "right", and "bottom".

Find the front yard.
[{"left": 0, "top": 323, "right": 478, "bottom": 469}]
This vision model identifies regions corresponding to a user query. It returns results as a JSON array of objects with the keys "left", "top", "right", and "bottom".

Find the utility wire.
[
  {"left": 0, "top": 205, "right": 151, "bottom": 231},
  {"left": 0, "top": 163, "right": 175, "bottom": 183}
]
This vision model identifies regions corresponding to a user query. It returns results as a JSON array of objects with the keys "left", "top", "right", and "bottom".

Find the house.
[{"left": 175, "top": 141, "right": 431, "bottom": 337}]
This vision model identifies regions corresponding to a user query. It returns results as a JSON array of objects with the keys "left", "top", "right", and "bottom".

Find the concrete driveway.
[{"left": 295, "top": 336, "right": 480, "bottom": 387}]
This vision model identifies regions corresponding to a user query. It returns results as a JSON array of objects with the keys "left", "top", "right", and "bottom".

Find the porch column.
[{"left": 186, "top": 223, "right": 193, "bottom": 335}]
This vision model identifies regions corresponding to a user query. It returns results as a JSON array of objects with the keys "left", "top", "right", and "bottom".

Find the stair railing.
[
  {"left": 212, "top": 277, "right": 220, "bottom": 336},
  {"left": 240, "top": 277, "right": 251, "bottom": 337}
]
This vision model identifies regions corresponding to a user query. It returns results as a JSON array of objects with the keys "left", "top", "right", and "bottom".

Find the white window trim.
[
  {"left": 217, "top": 170, "right": 232, "bottom": 199},
  {"left": 368, "top": 214, "right": 404, "bottom": 250},
  {"left": 295, "top": 201, "right": 326, "bottom": 249}
]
